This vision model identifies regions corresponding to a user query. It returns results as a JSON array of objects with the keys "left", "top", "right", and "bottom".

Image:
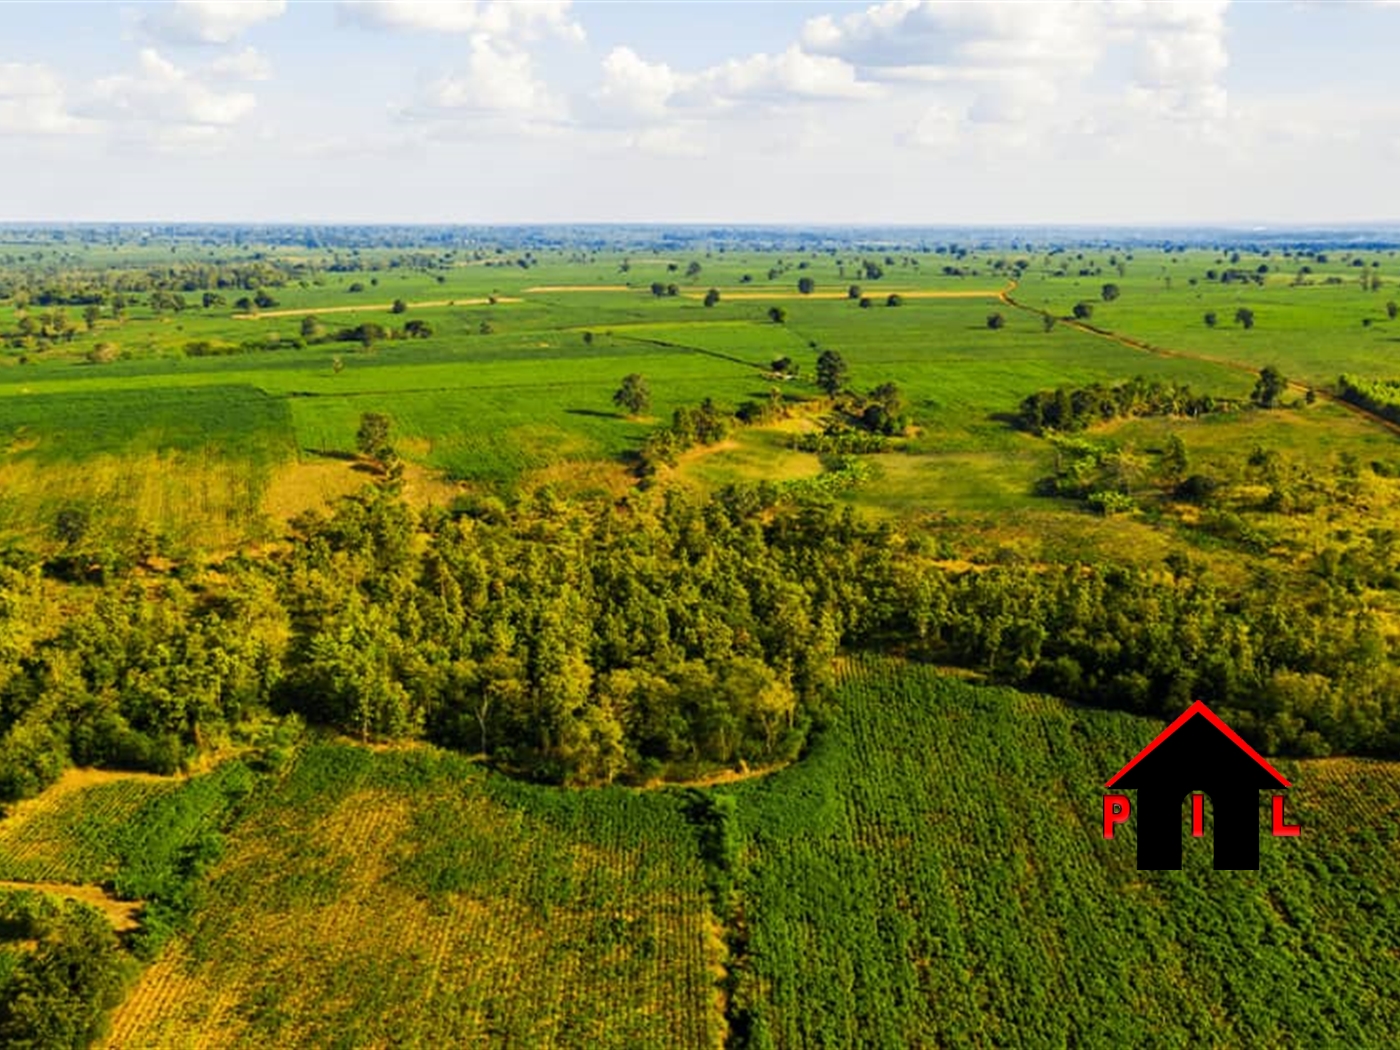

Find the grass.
[{"left": 5, "top": 244, "right": 1400, "bottom": 562}]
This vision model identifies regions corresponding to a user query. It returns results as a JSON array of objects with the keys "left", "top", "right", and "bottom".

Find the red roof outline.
[{"left": 1105, "top": 700, "right": 1291, "bottom": 789}]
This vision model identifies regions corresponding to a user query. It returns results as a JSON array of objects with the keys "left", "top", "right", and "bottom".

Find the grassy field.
[{"left": 6, "top": 244, "right": 1400, "bottom": 559}]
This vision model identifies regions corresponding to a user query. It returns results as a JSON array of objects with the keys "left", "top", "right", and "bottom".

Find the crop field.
[
  {"left": 4, "top": 664, "right": 1390, "bottom": 1048},
  {"left": 0, "top": 771, "right": 182, "bottom": 884},
  {"left": 6, "top": 243, "right": 1400, "bottom": 555},
  {"left": 724, "top": 659, "right": 1400, "bottom": 1048},
  {"left": 103, "top": 744, "right": 724, "bottom": 1049}
]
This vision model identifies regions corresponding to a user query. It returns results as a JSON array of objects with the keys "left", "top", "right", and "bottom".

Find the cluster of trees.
[
  {"left": 1201, "top": 307, "right": 1258, "bottom": 329},
  {"left": 1015, "top": 377, "right": 1225, "bottom": 435},
  {"left": 4, "top": 475, "right": 1399, "bottom": 799},
  {"left": 1338, "top": 374, "right": 1400, "bottom": 427},
  {"left": 0, "top": 260, "right": 300, "bottom": 306},
  {"left": 0, "top": 892, "right": 130, "bottom": 1046},
  {"left": 634, "top": 400, "right": 733, "bottom": 477}
]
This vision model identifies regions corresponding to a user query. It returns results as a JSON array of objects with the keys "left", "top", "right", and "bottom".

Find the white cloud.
[
  {"left": 337, "top": 1, "right": 583, "bottom": 42},
  {"left": 593, "top": 43, "right": 876, "bottom": 130},
  {"left": 803, "top": 0, "right": 1231, "bottom": 126},
  {"left": 0, "top": 63, "right": 86, "bottom": 136},
  {"left": 595, "top": 46, "right": 682, "bottom": 122},
  {"left": 205, "top": 46, "right": 273, "bottom": 82},
  {"left": 692, "top": 46, "right": 879, "bottom": 106},
  {"left": 140, "top": 0, "right": 287, "bottom": 45},
  {"left": 83, "top": 48, "right": 257, "bottom": 129},
  {"left": 414, "top": 35, "right": 565, "bottom": 120}
]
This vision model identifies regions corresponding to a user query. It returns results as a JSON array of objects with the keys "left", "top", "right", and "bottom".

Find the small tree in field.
[
  {"left": 768, "top": 306, "right": 787, "bottom": 324},
  {"left": 1204, "top": 311, "right": 1218, "bottom": 328},
  {"left": 848, "top": 285, "right": 862, "bottom": 300},
  {"left": 986, "top": 312, "right": 1005, "bottom": 330},
  {"left": 1101, "top": 283, "right": 1121, "bottom": 302},
  {"left": 1387, "top": 301, "right": 1398, "bottom": 320},
  {"left": 1042, "top": 313, "right": 1056, "bottom": 333},
  {"left": 613, "top": 373, "right": 651, "bottom": 417},
  {"left": 816, "top": 350, "right": 848, "bottom": 395},
  {"left": 703, "top": 288, "right": 721, "bottom": 307},
  {"left": 391, "top": 299, "right": 407, "bottom": 314},
  {"left": 356, "top": 412, "right": 394, "bottom": 464},
  {"left": 1235, "top": 307, "right": 1255, "bottom": 330},
  {"left": 1072, "top": 302, "right": 1094, "bottom": 320},
  {"left": 1251, "top": 365, "right": 1287, "bottom": 409},
  {"left": 797, "top": 277, "right": 815, "bottom": 295}
]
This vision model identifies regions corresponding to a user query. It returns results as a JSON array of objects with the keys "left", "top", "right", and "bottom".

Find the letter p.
[{"left": 1103, "top": 794, "right": 1131, "bottom": 838}]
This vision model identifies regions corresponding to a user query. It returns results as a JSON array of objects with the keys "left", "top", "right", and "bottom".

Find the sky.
[{"left": 1, "top": 0, "right": 1398, "bottom": 225}]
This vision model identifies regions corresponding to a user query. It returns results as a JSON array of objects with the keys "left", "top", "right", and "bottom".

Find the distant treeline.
[
  {"left": 2, "top": 475, "right": 1398, "bottom": 800},
  {"left": 1015, "top": 377, "right": 1226, "bottom": 435}
]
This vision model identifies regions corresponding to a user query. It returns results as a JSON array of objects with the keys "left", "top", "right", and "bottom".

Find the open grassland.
[
  {"left": 6, "top": 244, "right": 1400, "bottom": 564},
  {"left": 104, "top": 744, "right": 724, "bottom": 1050},
  {"left": 725, "top": 658, "right": 1400, "bottom": 1048}
]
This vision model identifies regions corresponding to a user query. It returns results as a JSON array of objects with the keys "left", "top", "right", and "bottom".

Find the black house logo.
[{"left": 1103, "top": 701, "right": 1300, "bottom": 870}]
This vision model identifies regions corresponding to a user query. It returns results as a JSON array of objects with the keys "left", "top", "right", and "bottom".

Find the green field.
[
  {"left": 3, "top": 662, "right": 1396, "bottom": 1047},
  {"left": 5, "top": 242, "right": 1400, "bottom": 548}
]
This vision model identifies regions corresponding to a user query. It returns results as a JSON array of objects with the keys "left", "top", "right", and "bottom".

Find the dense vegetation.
[
  {"left": 724, "top": 660, "right": 1400, "bottom": 1046},
  {"left": 4, "top": 471, "right": 1400, "bottom": 806}
]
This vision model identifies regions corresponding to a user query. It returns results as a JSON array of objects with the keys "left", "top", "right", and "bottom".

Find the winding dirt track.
[{"left": 997, "top": 282, "right": 1400, "bottom": 439}]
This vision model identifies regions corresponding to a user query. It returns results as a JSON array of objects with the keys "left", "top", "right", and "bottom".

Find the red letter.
[
  {"left": 1272, "top": 795, "right": 1300, "bottom": 837},
  {"left": 1103, "top": 794, "right": 1131, "bottom": 838},
  {"left": 1191, "top": 794, "right": 1205, "bottom": 837}
]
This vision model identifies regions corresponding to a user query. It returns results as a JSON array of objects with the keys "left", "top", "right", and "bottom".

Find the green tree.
[
  {"left": 986, "top": 312, "right": 1006, "bottom": 330},
  {"left": 613, "top": 373, "right": 651, "bottom": 417},
  {"left": 1204, "top": 311, "right": 1218, "bottom": 328},
  {"left": 82, "top": 304, "right": 101, "bottom": 331},
  {"left": 1072, "top": 302, "right": 1094, "bottom": 320},
  {"left": 356, "top": 412, "right": 394, "bottom": 463},
  {"left": 797, "top": 277, "right": 815, "bottom": 295},
  {"left": 1251, "top": 365, "right": 1287, "bottom": 408},
  {"left": 816, "top": 350, "right": 848, "bottom": 396},
  {"left": 1042, "top": 313, "right": 1056, "bottom": 333},
  {"left": 703, "top": 288, "right": 720, "bottom": 307},
  {"left": 1101, "top": 283, "right": 1121, "bottom": 301},
  {"left": 1235, "top": 306, "right": 1256, "bottom": 329},
  {"left": 848, "top": 284, "right": 862, "bottom": 299},
  {"left": 1387, "top": 300, "right": 1398, "bottom": 320},
  {"left": 391, "top": 298, "right": 407, "bottom": 314},
  {"left": 300, "top": 315, "right": 321, "bottom": 340},
  {"left": 768, "top": 306, "right": 787, "bottom": 323},
  {"left": 686, "top": 261, "right": 702, "bottom": 279}
]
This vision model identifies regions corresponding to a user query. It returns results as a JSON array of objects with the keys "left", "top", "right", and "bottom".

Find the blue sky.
[{"left": 0, "top": 1, "right": 1397, "bottom": 224}]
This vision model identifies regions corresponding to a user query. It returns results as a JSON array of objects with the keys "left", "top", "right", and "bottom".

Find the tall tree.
[
  {"left": 613, "top": 373, "right": 651, "bottom": 417},
  {"left": 1251, "top": 365, "right": 1287, "bottom": 408},
  {"left": 816, "top": 350, "right": 848, "bottom": 396}
]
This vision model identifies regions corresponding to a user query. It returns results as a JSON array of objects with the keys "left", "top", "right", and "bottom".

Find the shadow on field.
[{"left": 566, "top": 408, "right": 624, "bottom": 420}]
